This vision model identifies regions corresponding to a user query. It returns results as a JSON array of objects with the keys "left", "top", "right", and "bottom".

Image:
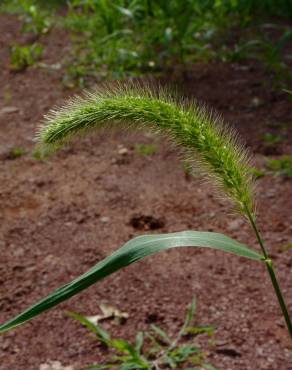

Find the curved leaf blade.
[{"left": 0, "top": 231, "right": 262, "bottom": 333}]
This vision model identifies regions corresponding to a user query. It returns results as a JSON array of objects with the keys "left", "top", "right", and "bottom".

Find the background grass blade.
[{"left": 0, "top": 231, "right": 262, "bottom": 333}]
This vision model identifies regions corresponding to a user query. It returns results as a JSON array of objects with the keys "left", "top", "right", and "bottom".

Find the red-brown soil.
[{"left": 0, "top": 14, "right": 292, "bottom": 370}]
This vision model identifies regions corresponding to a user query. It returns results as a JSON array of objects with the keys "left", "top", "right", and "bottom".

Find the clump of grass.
[
  {"left": 10, "top": 43, "right": 43, "bottom": 71},
  {"left": 68, "top": 299, "right": 216, "bottom": 370},
  {"left": 19, "top": 2, "right": 51, "bottom": 35},
  {"left": 0, "top": 0, "right": 53, "bottom": 34}
]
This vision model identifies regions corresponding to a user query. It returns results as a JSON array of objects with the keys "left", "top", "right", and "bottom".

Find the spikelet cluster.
[{"left": 37, "top": 82, "right": 255, "bottom": 216}]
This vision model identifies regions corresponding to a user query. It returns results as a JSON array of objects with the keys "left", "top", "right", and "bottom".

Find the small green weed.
[
  {"left": 135, "top": 144, "right": 156, "bottom": 157},
  {"left": 62, "top": 62, "right": 88, "bottom": 89},
  {"left": 68, "top": 299, "right": 216, "bottom": 370},
  {"left": 261, "top": 132, "right": 284, "bottom": 144},
  {"left": 19, "top": 2, "right": 51, "bottom": 34},
  {"left": 257, "top": 28, "right": 292, "bottom": 83},
  {"left": 0, "top": 0, "right": 52, "bottom": 34},
  {"left": 31, "top": 147, "right": 48, "bottom": 162},
  {"left": 219, "top": 40, "right": 259, "bottom": 63},
  {"left": 0, "top": 0, "right": 23, "bottom": 13},
  {"left": 218, "top": 25, "right": 292, "bottom": 85},
  {"left": 265, "top": 156, "right": 292, "bottom": 178},
  {"left": 10, "top": 43, "right": 43, "bottom": 71},
  {"left": 0, "top": 0, "right": 52, "bottom": 35},
  {"left": 249, "top": 167, "right": 265, "bottom": 179},
  {"left": 6, "top": 147, "right": 25, "bottom": 159}
]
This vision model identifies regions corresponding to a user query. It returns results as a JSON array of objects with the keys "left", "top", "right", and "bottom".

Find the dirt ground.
[{"left": 0, "top": 14, "right": 292, "bottom": 370}]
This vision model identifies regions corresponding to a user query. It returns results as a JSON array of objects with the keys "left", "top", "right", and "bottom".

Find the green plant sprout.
[
  {"left": 1, "top": 0, "right": 52, "bottom": 35},
  {"left": 68, "top": 299, "right": 216, "bottom": 369},
  {"left": 20, "top": 2, "right": 51, "bottom": 35},
  {"left": 261, "top": 132, "right": 284, "bottom": 144},
  {"left": 2, "top": 1, "right": 292, "bottom": 85},
  {"left": 0, "top": 84, "right": 291, "bottom": 345},
  {"left": 248, "top": 166, "right": 265, "bottom": 179},
  {"left": 135, "top": 143, "right": 157, "bottom": 156},
  {"left": 10, "top": 43, "right": 43, "bottom": 72},
  {"left": 6, "top": 147, "right": 25, "bottom": 160},
  {"left": 265, "top": 155, "right": 292, "bottom": 178}
]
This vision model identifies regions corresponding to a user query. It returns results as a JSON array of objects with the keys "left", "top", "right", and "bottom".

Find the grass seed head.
[{"left": 37, "top": 82, "right": 255, "bottom": 216}]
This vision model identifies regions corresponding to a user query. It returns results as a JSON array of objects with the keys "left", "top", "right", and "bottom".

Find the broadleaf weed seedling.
[{"left": 1, "top": 83, "right": 291, "bottom": 356}]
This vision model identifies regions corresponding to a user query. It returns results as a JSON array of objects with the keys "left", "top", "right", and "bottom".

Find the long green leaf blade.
[{"left": 0, "top": 231, "right": 262, "bottom": 333}]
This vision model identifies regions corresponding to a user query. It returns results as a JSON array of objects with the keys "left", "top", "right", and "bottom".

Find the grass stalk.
[
  {"left": 1, "top": 84, "right": 291, "bottom": 347},
  {"left": 39, "top": 84, "right": 292, "bottom": 340},
  {"left": 265, "top": 259, "right": 292, "bottom": 339},
  {"left": 245, "top": 205, "right": 292, "bottom": 339}
]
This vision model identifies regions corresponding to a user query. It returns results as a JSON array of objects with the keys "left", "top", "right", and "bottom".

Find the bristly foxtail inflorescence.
[{"left": 37, "top": 82, "right": 255, "bottom": 217}]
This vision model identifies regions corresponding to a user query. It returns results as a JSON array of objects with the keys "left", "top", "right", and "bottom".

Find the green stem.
[
  {"left": 265, "top": 259, "right": 292, "bottom": 339},
  {"left": 245, "top": 206, "right": 268, "bottom": 260},
  {"left": 245, "top": 205, "right": 292, "bottom": 339}
]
